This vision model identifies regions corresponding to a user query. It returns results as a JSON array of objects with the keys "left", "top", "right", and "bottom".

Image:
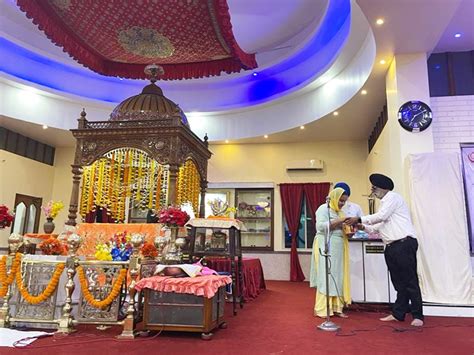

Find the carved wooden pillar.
[
  {"left": 199, "top": 180, "right": 208, "bottom": 218},
  {"left": 167, "top": 165, "right": 179, "bottom": 206},
  {"left": 66, "top": 165, "right": 83, "bottom": 226}
]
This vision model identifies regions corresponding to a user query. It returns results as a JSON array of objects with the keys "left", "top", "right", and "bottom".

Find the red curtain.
[
  {"left": 303, "top": 183, "right": 331, "bottom": 226},
  {"left": 280, "top": 184, "right": 305, "bottom": 281}
]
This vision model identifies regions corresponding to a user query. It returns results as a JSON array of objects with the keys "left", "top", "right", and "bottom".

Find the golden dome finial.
[{"left": 144, "top": 64, "right": 164, "bottom": 83}]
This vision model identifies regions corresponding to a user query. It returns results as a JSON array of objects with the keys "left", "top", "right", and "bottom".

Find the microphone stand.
[{"left": 317, "top": 198, "right": 340, "bottom": 332}]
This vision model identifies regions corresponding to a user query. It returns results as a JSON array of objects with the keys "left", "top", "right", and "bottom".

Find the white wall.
[
  {"left": 431, "top": 95, "right": 474, "bottom": 152},
  {"left": 431, "top": 95, "right": 474, "bottom": 276}
]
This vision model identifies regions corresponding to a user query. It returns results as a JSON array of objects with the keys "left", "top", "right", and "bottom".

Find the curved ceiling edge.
[
  {"left": 188, "top": 4, "right": 376, "bottom": 141},
  {"left": 0, "top": 0, "right": 351, "bottom": 112},
  {"left": 0, "top": 1, "right": 374, "bottom": 143}
]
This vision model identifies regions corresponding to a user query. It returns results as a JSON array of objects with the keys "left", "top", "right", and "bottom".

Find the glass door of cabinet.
[{"left": 235, "top": 189, "right": 273, "bottom": 250}]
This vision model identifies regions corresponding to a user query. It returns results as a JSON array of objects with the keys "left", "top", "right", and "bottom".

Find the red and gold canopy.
[{"left": 17, "top": 0, "right": 257, "bottom": 80}]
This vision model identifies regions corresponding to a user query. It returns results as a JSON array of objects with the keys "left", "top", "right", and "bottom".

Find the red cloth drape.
[
  {"left": 280, "top": 184, "right": 305, "bottom": 282},
  {"left": 85, "top": 207, "right": 115, "bottom": 223},
  {"left": 16, "top": 0, "right": 257, "bottom": 80},
  {"left": 303, "top": 183, "right": 331, "bottom": 226}
]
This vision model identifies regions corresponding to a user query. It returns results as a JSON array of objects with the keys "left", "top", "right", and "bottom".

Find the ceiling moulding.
[{"left": 16, "top": 0, "right": 256, "bottom": 80}]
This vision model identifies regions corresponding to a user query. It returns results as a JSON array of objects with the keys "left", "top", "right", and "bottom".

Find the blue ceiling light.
[
  {"left": 246, "top": 0, "right": 351, "bottom": 104},
  {"left": 0, "top": 0, "right": 352, "bottom": 110},
  {"left": 0, "top": 37, "right": 128, "bottom": 103},
  {"left": 454, "top": 33, "right": 462, "bottom": 38}
]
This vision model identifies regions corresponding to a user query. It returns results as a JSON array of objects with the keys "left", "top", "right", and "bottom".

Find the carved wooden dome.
[{"left": 109, "top": 82, "right": 189, "bottom": 127}]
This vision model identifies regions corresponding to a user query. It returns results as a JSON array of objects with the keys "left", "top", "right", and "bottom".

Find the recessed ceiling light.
[
  {"left": 333, "top": 111, "right": 339, "bottom": 116},
  {"left": 300, "top": 125, "right": 305, "bottom": 130},
  {"left": 380, "top": 59, "right": 386, "bottom": 65},
  {"left": 454, "top": 33, "right": 462, "bottom": 38},
  {"left": 252, "top": 72, "right": 258, "bottom": 77},
  {"left": 225, "top": 140, "right": 229, "bottom": 143},
  {"left": 264, "top": 134, "right": 268, "bottom": 139},
  {"left": 375, "top": 18, "right": 384, "bottom": 25},
  {"left": 361, "top": 90, "right": 367, "bottom": 95},
  {"left": 42, "top": 125, "right": 48, "bottom": 129}
]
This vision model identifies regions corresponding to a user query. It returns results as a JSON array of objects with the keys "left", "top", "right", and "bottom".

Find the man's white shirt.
[{"left": 361, "top": 191, "right": 417, "bottom": 244}]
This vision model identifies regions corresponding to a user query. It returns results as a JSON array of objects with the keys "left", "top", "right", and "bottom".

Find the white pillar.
[{"left": 383, "top": 53, "right": 435, "bottom": 197}]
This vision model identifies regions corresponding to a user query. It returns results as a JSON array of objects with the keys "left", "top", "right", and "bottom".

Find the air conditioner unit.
[{"left": 286, "top": 159, "right": 324, "bottom": 171}]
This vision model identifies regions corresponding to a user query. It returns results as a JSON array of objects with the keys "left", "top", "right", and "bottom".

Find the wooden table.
[{"left": 135, "top": 275, "right": 231, "bottom": 340}]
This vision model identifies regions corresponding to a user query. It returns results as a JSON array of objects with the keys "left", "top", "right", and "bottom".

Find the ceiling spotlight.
[
  {"left": 252, "top": 72, "right": 258, "bottom": 77},
  {"left": 300, "top": 126, "right": 305, "bottom": 130},
  {"left": 333, "top": 111, "right": 339, "bottom": 116},
  {"left": 375, "top": 18, "right": 384, "bottom": 25},
  {"left": 42, "top": 124, "right": 48, "bottom": 129},
  {"left": 454, "top": 33, "right": 462, "bottom": 38},
  {"left": 264, "top": 134, "right": 268, "bottom": 139},
  {"left": 361, "top": 90, "right": 367, "bottom": 95},
  {"left": 380, "top": 59, "right": 386, "bottom": 65},
  {"left": 225, "top": 140, "right": 229, "bottom": 143}
]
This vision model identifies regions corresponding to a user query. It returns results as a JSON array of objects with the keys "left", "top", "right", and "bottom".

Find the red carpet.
[{"left": 3, "top": 281, "right": 473, "bottom": 355}]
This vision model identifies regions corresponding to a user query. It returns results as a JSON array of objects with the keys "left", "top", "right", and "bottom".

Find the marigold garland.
[
  {"left": 79, "top": 148, "right": 165, "bottom": 222},
  {"left": 77, "top": 266, "right": 127, "bottom": 309},
  {"left": 176, "top": 159, "right": 200, "bottom": 213},
  {"left": 0, "top": 253, "right": 22, "bottom": 298},
  {"left": 16, "top": 263, "right": 65, "bottom": 304}
]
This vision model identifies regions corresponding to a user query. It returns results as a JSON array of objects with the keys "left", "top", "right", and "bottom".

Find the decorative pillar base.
[
  {"left": 0, "top": 310, "right": 9, "bottom": 328},
  {"left": 117, "top": 318, "right": 136, "bottom": 339},
  {"left": 57, "top": 317, "right": 76, "bottom": 334}
]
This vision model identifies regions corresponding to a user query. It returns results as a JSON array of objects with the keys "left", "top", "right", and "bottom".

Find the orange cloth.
[
  {"left": 24, "top": 233, "right": 58, "bottom": 240},
  {"left": 76, "top": 223, "right": 162, "bottom": 256},
  {"left": 135, "top": 275, "right": 231, "bottom": 299}
]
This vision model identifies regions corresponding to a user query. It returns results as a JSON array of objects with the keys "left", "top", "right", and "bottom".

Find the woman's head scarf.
[{"left": 328, "top": 187, "right": 346, "bottom": 215}]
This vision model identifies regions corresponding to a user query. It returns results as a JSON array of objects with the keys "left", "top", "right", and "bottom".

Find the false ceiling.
[{"left": 0, "top": 0, "right": 472, "bottom": 145}]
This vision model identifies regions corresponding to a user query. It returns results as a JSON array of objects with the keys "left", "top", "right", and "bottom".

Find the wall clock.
[{"left": 397, "top": 100, "right": 433, "bottom": 132}]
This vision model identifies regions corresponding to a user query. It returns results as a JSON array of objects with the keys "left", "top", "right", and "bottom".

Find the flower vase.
[
  {"left": 170, "top": 227, "right": 178, "bottom": 243},
  {"left": 43, "top": 217, "right": 55, "bottom": 234},
  {"left": 163, "top": 226, "right": 182, "bottom": 264}
]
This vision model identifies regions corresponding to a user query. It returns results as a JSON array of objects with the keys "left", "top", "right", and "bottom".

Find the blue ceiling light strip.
[
  {"left": 245, "top": 0, "right": 351, "bottom": 104},
  {"left": 0, "top": 37, "right": 137, "bottom": 102},
  {"left": 0, "top": 0, "right": 351, "bottom": 109}
]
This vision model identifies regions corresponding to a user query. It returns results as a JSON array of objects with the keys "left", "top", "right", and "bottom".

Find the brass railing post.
[
  {"left": 118, "top": 233, "right": 144, "bottom": 339},
  {"left": 58, "top": 233, "right": 82, "bottom": 333},
  {"left": 0, "top": 233, "right": 23, "bottom": 328}
]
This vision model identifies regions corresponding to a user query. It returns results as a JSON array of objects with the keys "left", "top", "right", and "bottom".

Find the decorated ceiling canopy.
[{"left": 17, "top": 0, "right": 257, "bottom": 80}]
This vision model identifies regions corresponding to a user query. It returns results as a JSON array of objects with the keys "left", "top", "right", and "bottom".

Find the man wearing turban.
[{"left": 346, "top": 173, "right": 424, "bottom": 327}]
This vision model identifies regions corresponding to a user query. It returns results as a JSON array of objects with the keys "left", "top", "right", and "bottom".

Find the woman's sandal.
[{"left": 335, "top": 312, "right": 349, "bottom": 318}]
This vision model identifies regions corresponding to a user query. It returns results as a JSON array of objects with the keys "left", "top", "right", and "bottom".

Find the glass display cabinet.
[
  {"left": 186, "top": 218, "right": 245, "bottom": 315},
  {"left": 235, "top": 189, "right": 273, "bottom": 251}
]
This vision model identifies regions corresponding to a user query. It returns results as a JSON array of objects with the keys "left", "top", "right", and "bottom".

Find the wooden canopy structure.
[{"left": 66, "top": 67, "right": 212, "bottom": 225}]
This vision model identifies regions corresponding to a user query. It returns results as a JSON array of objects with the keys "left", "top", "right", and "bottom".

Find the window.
[
  {"left": 283, "top": 197, "right": 316, "bottom": 250},
  {"left": 11, "top": 194, "right": 42, "bottom": 234}
]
